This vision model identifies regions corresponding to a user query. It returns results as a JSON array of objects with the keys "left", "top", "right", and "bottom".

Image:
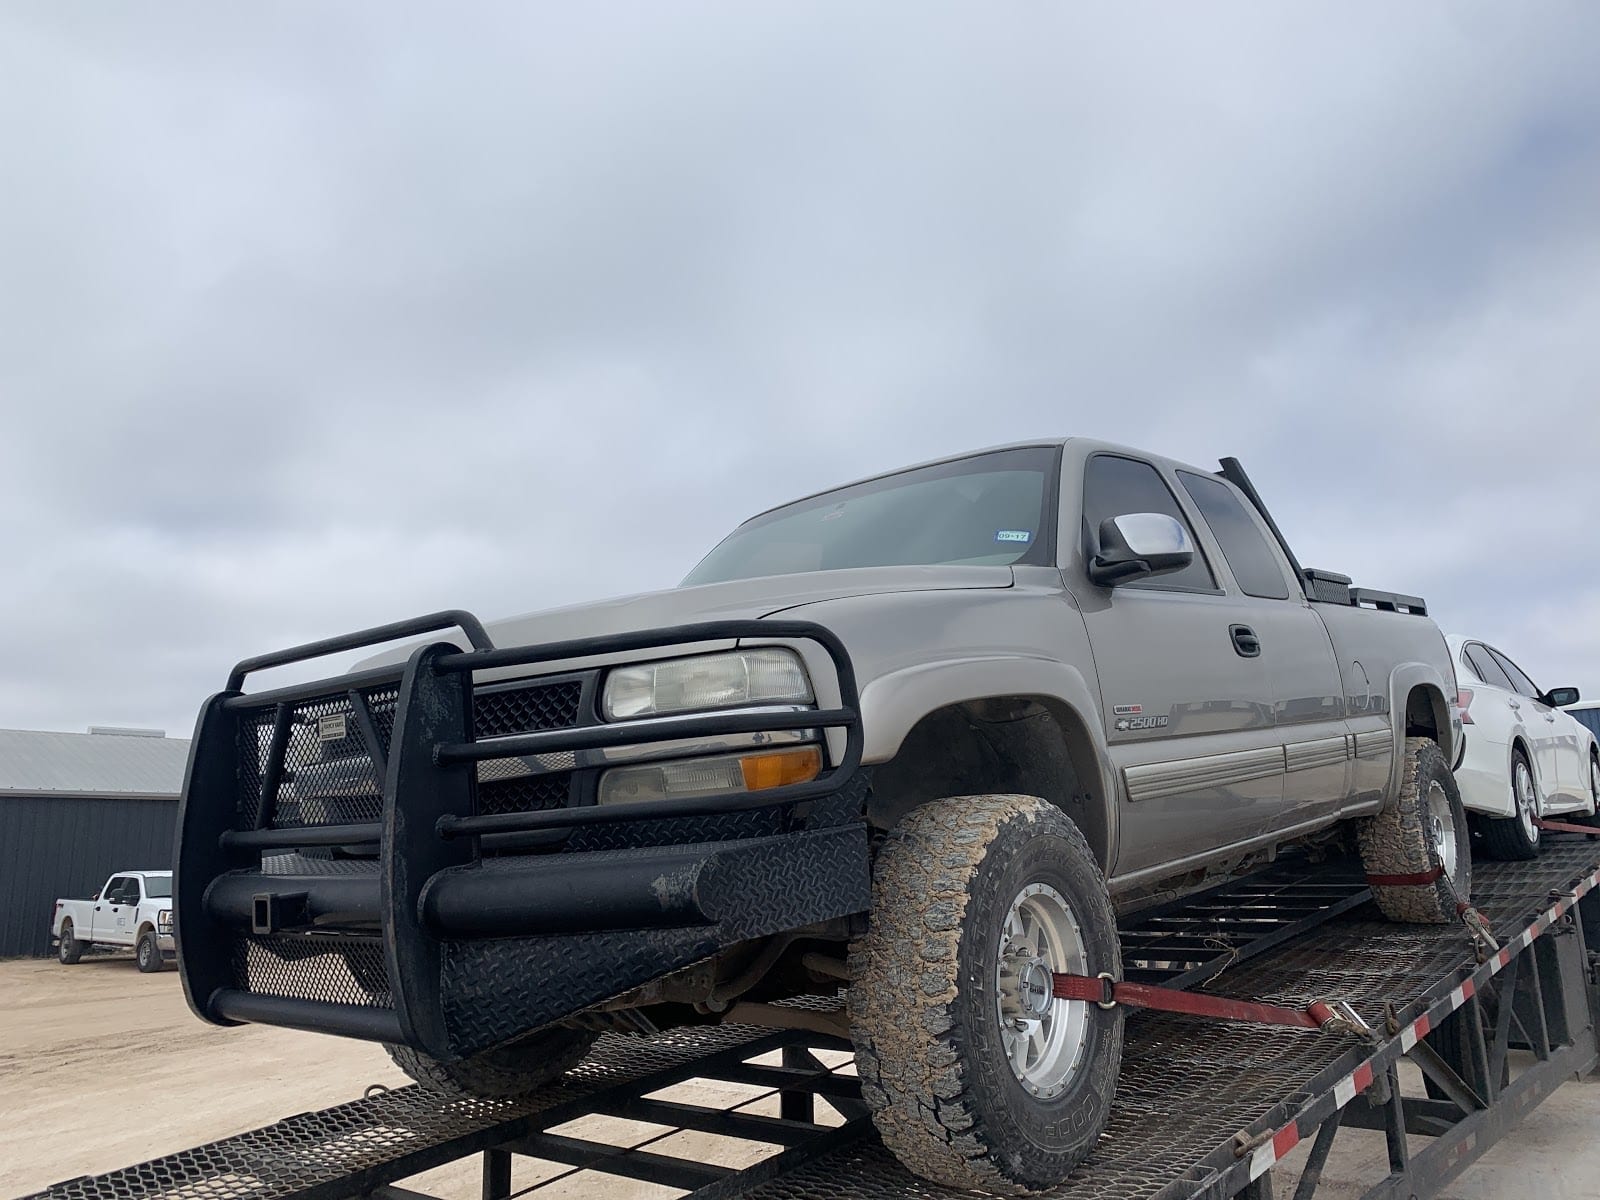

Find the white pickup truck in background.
[{"left": 54, "top": 870, "right": 175, "bottom": 972}]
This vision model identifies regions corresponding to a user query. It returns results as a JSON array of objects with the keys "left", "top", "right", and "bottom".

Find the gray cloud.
[{"left": 2, "top": 3, "right": 1599, "bottom": 735}]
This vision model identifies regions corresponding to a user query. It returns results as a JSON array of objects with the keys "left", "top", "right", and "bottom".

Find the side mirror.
[
  {"left": 1089, "top": 513, "right": 1195, "bottom": 586},
  {"left": 1545, "top": 687, "right": 1581, "bottom": 707}
]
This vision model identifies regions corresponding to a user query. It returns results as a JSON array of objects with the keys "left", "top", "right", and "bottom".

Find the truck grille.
[{"left": 237, "top": 678, "right": 586, "bottom": 829}]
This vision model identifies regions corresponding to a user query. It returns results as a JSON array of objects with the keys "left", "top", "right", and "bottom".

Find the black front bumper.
[{"left": 176, "top": 613, "right": 870, "bottom": 1061}]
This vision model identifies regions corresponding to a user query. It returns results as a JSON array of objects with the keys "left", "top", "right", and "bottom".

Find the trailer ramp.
[{"left": 27, "top": 839, "right": 1600, "bottom": 1200}]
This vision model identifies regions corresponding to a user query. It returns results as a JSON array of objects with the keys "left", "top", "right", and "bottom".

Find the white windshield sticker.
[{"left": 995, "top": 530, "right": 1032, "bottom": 544}]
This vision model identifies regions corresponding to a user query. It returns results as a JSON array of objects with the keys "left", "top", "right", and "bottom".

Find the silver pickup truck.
[{"left": 175, "top": 438, "right": 1464, "bottom": 1194}]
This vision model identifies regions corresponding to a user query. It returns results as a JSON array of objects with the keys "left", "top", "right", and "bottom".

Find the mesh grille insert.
[
  {"left": 474, "top": 679, "right": 584, "bottom": 739},
  {"left": 477, "top": 772, "right": 573, "bottom": 817},
  {"left": 231, "top": 934, "right": 392, "bottom": 1009},
  {"left": 237, "top": 688, "right": 398, "bottom": 829}
]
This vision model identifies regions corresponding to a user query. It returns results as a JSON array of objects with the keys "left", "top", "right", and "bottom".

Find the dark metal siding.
[{"left": 0, "top": 794, "right": 178, "bottom": 957}]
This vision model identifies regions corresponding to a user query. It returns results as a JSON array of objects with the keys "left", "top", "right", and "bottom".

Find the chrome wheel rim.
[
  {"left": 139, "top": 939, "right": 152, "bottom": 968},
  {"left": 995, "top": 883, "right": 1090, "bottom": 1099},
  {"left": 1426, "top": 781, "right": 1458, "bottom": 880},
  {"left": 1591, "top": 758, "right": 1599, "bottom": 808},
  {"left": 1514, "top": 760, "right": 1539, "bottom": 844}
]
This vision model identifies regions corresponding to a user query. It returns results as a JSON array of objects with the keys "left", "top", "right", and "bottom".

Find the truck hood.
[{"left": 355, "top": 565, "right": 1013, "bottom": 671}]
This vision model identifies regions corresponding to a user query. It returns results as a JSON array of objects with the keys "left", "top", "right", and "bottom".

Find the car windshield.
[
  {"left": 683, "top": 446, "right": 1058, "bottom": 586},
  {"left": 144, "top": 875, "right": 172, "bottom": 898}
]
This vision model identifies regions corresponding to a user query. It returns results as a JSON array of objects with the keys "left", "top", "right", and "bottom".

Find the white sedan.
[{"left": 1447, "top": 635, "right": 1598, "bottom": 859}]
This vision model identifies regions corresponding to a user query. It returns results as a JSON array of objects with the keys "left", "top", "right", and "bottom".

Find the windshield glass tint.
[
  {"left": 684, "top": 447, "right": 1056, "bottom": 586},
  {"left": 144, "top": 875, "right": 172, "bottom": 898}
]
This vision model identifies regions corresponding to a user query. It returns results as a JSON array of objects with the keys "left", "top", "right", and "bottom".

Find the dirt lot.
[
  {"left": 3, "top": 955, "right": 1597, "bottom": 1199},
  {"left": 0, "top": 955, "right": 843, "bottom": 1199}
]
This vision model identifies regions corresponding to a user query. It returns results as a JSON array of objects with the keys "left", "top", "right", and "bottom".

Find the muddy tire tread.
[
  {"left": 1358, "top": 736, "right": 1469, "bottom": 923},
  {"left": 848, "top": 794, "right": 1119, "bottom": 1194}
]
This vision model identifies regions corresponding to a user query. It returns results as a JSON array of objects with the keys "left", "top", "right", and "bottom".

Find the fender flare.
[
  {"left": 1384, "top": 662, "right": 1458, "bottom": 805},
  {"left": 858, "top": 655, "right": 1118, "bottom": 863}
]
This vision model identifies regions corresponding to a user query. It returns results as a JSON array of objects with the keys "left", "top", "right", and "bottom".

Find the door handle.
[{"left": 1229, "top": 625, "right": 1261, "bottom": 658}]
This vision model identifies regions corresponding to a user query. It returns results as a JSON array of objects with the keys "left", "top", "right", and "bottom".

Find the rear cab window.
[
  {"left": 1176, "top": 471, "right": 1292, "bottom": 600},
  {"left": 1081, "top": 455, "right": 1215, "bottom": 592}
]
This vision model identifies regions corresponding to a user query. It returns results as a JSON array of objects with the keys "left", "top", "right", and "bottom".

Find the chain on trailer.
[{"left": 26, "top": 839, "right": 1600, "bottom": 1200}]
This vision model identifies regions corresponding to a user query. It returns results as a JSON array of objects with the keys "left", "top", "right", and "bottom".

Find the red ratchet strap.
[
  {"left": 1534, "top": 816, "right": 1600, "bottom": 838},
  {"left": 1051, "top": 974, "right": 1372, "bottom": 1038},
  {"left": 1365, "top": 866, "right": 1443, "bottom": 887}
]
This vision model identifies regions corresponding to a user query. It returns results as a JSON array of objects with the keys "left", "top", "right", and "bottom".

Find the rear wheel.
[
  {"left": 1359, "top": 737, "right": 1472, "bottom": 923},
  {"left": 1479, "top": 750, "right": 1540, "bottom": 861},
  {"left": 385, "top": 1028, "right": 598, "bottom": 1098},
  {"left": 136, "top": 929, "right": 164, "bottom": 973},
  {"left": 57, "top": 920, "right": 83, "bottom": 965},
  {"left": 849, "top": 795, "right": 1122, "bottom": 1194}
]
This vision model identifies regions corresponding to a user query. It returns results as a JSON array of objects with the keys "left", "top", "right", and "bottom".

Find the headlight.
[
  {"left": 157, "top": 909, "right": 173, "bottom": 934},
  {"left": 598, "top": 746, "right": 823, "bottom": 805},
  {"left": 602, "top": 648, "right": 813, "bottom": 721}
]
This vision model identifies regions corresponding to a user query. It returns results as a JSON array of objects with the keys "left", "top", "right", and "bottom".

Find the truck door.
[
  {"left": 1175, "top": 470, "right": 1349, "bottom": 828},
  {"left": 95, "top": 876, "right": 139, "bottom": 945},
  {"left": 1072, "top": 453, "right": 1283, "bottom": 878}
]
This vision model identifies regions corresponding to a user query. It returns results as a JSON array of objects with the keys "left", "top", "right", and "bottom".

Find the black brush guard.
[{"left": 175, "top": 611, "right": 870, "bottom": 1061}]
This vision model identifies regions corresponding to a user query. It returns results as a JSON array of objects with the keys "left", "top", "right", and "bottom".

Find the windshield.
[
  {"left": 684, "top": 446, "right": 1058, "bottom": 586},
  {"left": 144, "top": 874, "right": 172, "bottom": 899}
]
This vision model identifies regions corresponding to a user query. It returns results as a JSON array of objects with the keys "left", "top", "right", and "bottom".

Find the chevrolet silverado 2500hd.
[{"left": 176, "top": 439, "right": 1464, "bottom": 1193}]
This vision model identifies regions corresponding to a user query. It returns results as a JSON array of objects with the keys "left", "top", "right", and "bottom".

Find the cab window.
[
  {"left": 106, "top": 877, "right": 140, "bottom": 905},
  {"left": 1082, "top": 455, "right": 1215, "bottom": 591},
  {"left": 1176, "top": 471, "right": 1290, "bottom": 599}
]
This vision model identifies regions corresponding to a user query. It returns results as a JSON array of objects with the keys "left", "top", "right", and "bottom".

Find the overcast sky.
[{"left": 2, "top": 4, "right": 1599, "bottom": 737}]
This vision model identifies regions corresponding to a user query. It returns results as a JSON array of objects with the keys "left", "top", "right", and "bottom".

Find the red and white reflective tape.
[{"left": 1241, "top": 860, "right": 1600, "bottom": 1182}]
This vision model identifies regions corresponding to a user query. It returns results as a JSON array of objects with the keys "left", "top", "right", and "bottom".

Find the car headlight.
[
  {"left": 602, "top": 648, "right": 813, "bottom": 721},
  {"left": 599, "top": 746, "right": 823, "bottom": 805},
  {"left": 157, "top": 909, "right": 173, "bottom": 934}
]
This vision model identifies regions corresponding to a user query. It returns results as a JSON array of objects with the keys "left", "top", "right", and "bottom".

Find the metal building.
[{"left": 0, "top": 726, "right": 189, "bottom": 957}]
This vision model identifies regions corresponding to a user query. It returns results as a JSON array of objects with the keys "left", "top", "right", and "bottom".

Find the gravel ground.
[{"left": 2, "top": 955, "right": 1595, "bottom": 1199}]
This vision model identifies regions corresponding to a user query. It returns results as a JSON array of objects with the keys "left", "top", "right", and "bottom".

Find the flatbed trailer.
[{"left": 28, "top": 836, "right": 1600, "bottom": 1200}]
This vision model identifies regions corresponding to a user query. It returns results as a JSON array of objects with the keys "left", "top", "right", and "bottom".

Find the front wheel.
[
  {"left": 57, "top": 921, "right": 83, "bottom": 965},
  {"left": 1359, "top": 736, "right": 1472, "bottom": 923},
  {"left": 385, "top": 1027, "right": 598, "bottom": 1098},
  {"left": 1479, "top": 749, "right": 1540, "bottom": 861},
  {"left": 849, "top": 795, "right": 1123, "bottom": 1194}
]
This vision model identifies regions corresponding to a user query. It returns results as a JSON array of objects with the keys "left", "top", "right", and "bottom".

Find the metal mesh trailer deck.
[{"left": 28, "top": 838, "right": 1600, "bottom": 1200}]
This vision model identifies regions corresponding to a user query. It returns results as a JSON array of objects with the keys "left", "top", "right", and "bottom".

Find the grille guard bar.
[{"left": 176, "top": 611, "right": 865, "bottom": 1059}]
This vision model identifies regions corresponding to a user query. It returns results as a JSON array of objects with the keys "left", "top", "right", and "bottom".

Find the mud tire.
[
  {"left": 1359, "top": 736, "right": 1472, "bottom": 923},
  {"left": 385, "top": 1028, "right": 598, "bottom": 1098},
  {"left": 848, "top": 795, "right": 1122, "bottom": 1194}
]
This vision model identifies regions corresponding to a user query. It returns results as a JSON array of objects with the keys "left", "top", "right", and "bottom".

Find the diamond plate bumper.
[{"left": 176, "top": 613, "right": 868, "bottom": 1061}]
